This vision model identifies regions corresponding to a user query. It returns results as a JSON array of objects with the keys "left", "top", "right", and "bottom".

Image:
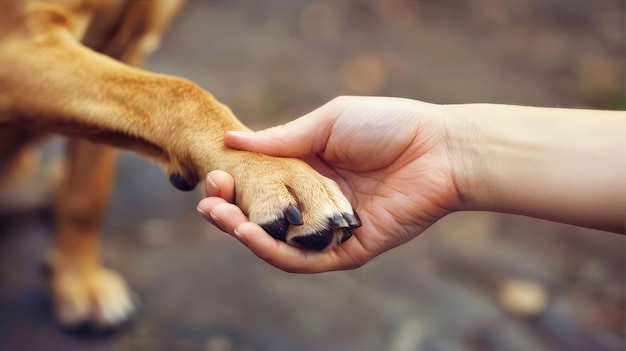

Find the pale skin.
[{"left": 197, "top": 96, "right": 626, "bottom": 273}]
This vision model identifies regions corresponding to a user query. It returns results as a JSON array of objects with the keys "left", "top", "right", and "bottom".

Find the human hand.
[{"left": 197, "top": 96, "right": 462, "bottom": 272}]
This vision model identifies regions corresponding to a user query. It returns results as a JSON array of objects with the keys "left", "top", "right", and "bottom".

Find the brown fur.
[{"left": 0, "top": 0, "right": 355, "bottom": 329}]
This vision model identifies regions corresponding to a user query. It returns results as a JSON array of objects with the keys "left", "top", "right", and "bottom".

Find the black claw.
[
  {"left": 292, "top": 230, "right": 334, "bottom": 251},
  {"left": 260, "top": 218, "right": 289, "bottom": 242},
  {"left": 344, "top": 211, "right": 362, "bottom": 228},
  {"left": 169, "top": 173, "right": 196, "bottom": 191},
  {"left": 285, "top": 205, "right": 303, "bottom": 226},
  {"left": 329, "top": 214, "right": 349, "bottom": 228},
  {"left": 341, "top": 228, "right": 354, "bottom": 243}
]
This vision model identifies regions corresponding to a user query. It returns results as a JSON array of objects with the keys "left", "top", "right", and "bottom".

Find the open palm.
[{"left": 198, "top": 96, "right": 461, "bottom": 272}]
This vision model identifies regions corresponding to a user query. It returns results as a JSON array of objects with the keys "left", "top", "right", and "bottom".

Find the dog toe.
[
  {"left": 260, "top": 218, "right": 289, "bottom": 242},
  {"left": 288, "top": 212, "right": 358, "bottom": 250},
  {"left": 49, "top": 267, "right": 139, "bottom": 333},
  {"left": 291, "top": 229, "right": 335, "bottom": 251},
  {"left": 259, "top": 204, "right": 303, "bottom": 241}
]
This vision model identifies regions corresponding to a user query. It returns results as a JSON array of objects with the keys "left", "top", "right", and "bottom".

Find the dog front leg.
[
  {"left": 2, "top": 2, "right": 359, "bottom": 259},
  {"left": 0, "top": 12, "right": 247, "bottom": 185}
]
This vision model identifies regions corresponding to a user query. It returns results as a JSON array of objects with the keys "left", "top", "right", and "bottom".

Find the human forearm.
[{"left": 444, "top": 103, "right": 626, "bottom": 233}]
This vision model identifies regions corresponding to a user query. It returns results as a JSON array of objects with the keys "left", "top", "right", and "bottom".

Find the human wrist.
[
  {"left": 442, "top": 103, "right": 569, "bottom": 213},
  {"left": 440, "top": 103, "right": 490, "bottom": 212},
  {"left": 442, "top": 103, "right": 626, "bottom": 232},
  {"left": 441, "top": 103, "right": 575, "bottom": 213}
]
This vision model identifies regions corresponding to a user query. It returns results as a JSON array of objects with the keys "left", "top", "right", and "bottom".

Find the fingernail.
[
  {"left": 206, "top": 174, "right": 217, "bottom": 188},
  {"left": 233, "top": 227, "right": 248, "bottom": 245},
  {"left": 205, "top": 174, "right": 219, "bottom": 197},
  {"left": 209, "top": 212, "right": 226, "bottom": 232},
  {"left": 197, "top": 205, "right": 209, "bottom": 218}
]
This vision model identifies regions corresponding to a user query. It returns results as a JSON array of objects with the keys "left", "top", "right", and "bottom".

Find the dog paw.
[
  {"left": 44, "top": 263, "right": 139, "bottom": 332},
  {"left": 230, "top": 155, "right": 361, "bottom": 251}
]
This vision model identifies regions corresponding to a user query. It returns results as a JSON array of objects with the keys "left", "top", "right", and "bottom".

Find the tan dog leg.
[
  {"left": 45, "top": 140, "right": 136, "bottom": 329},
  {"left": 0, "top": 128, "right": 44, "bottom": 188},
  {"left": 2, "top": 0, "right": 359, "bottom": 292},
  {"left": 0, "top": 128, "right": 49, "bottom": 210}
]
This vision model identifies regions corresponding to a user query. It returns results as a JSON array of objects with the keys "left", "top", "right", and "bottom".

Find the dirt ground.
[{"left": 0, "top": 0, "right": 624, "bottom": 350}]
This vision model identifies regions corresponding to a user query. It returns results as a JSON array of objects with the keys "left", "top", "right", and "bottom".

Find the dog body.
[{"left": 0, "top": 0, "right": 358, "bottom": 329}]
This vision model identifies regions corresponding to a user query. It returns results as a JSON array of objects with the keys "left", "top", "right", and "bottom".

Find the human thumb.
[{"left": 224, "top": 108, "right": 332, "bottom": 157}]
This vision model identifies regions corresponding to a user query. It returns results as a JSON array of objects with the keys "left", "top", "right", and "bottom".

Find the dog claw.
[
  {"left": 285, "top": 204, "right": 303, "bottom": 226},
  {"left": 261, "top": 204, "right": 304, "bottom": 241},
  {"left": 169, "top": 173, "right": 196, "bottom": 191},
  {"left": 329, "top": 214, "right": 349, "bottom": 228},
  {"left": 344, "top": 211, "right": 362, "bottom": 228},
  {"left": 341, "top": 228, "right": 354, "bottom": 243}
]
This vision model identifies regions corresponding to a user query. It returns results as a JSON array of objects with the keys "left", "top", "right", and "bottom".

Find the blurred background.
[{"left": 0, "top": 0, "right": 624, "bottom": 350}]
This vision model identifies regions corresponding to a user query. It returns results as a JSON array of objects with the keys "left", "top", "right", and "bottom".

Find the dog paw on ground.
[{"left": 43, "top": 263, "right": 139, "bottom": 333}]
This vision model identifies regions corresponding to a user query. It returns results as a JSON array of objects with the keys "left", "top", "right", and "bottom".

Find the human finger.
[
  {"left": 224, "top": 102, "right": 336, "bottom": 157},
  {"left": 197, "top": 197, "right": 234, "bottom": 230},
  {"left": 201, "top": 201, "right": 250, "bottom": 235},
  {"left": 199, "top": 202, "right": 345, "bottom": 272},
  {"left": 204, "top": 170, "right": 235, "bottom": 202}
]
